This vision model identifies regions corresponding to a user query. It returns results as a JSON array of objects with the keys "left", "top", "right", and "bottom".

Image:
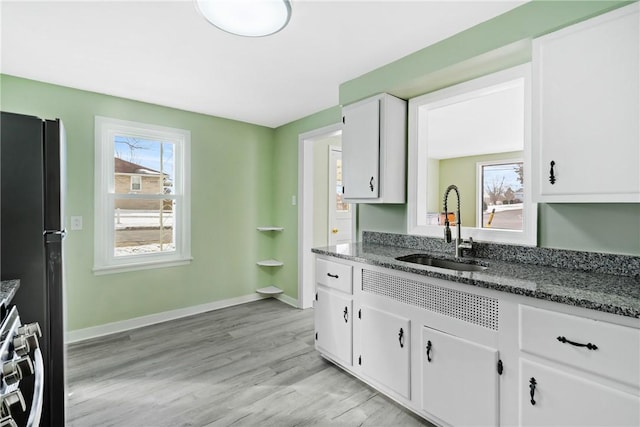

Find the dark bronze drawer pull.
[
  {"left": 327, "top": 273, "right": 339, "bottom": 279},
  {"left": 529, "top": 377, "right": 537, "bottom": 405},
  {"left": 557, "top": 336, "right": 598, "bottom": 350}
]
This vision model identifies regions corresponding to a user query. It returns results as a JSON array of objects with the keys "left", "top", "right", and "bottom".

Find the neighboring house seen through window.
[{"left": 94, "top": 116, "right": 191, "bottom": 274}]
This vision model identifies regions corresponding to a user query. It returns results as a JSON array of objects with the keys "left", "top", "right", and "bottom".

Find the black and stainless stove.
[{"left": 0, "top": 306, "right": 43, "bottom": 427}]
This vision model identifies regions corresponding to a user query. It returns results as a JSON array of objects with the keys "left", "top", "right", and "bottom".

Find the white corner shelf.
[
  {"left": 256, "top": 259, "right": 284, "bottom": 267},
  {"left": 256, "top": 227, "right": 284, "bottom": 296},
  {"left": 256, "top": 286, "right": 283, "bottom": 296},
  {"left": 257, "top": 226, "right": 284, "bottom": 231}
]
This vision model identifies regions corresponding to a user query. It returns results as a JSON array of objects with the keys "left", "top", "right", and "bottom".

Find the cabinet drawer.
[
  {"left": 519, "top": 305, "right": 640, "bottom": 387},
  {"left": 316, "top": 258, "right": 353, "bottom": 294}
]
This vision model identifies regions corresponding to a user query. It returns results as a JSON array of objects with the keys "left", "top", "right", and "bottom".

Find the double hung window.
[{"left": 94, "top": 117, "right": 191, "bottom": 273}]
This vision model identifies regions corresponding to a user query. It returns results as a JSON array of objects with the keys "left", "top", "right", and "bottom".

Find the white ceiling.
[{"left": 0, "top": 1, "right": 526, "bottom": 128}]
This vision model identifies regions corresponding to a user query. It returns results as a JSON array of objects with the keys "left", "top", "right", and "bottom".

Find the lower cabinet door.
[
  {"left": 422, "top": 327, "right": 499, "bottom": 426},
  {"left": 359, "top": 305, "right": 411, "bottom": 399},
  {"left": 520, "top": 358, "right": 640, "bottom": 427},
  {"left": 315, "top": 287, "right": 352, "bottom": 366}
]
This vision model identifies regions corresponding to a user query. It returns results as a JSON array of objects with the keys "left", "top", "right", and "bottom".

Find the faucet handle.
[{"left": 458, "top": 237, "right": 473, "bottom": 250}]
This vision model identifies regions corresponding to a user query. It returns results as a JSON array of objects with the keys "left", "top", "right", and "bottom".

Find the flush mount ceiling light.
[{"left": 195, "top": 0, "right": 292, "bottom": 37}]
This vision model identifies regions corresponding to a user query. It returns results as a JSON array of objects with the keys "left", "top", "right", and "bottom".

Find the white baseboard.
[
  {"left": 276, "top": 292, "right": 299, "bottom": 308},
  {"left": 66, "top": 292, "right": 298, "bottom": 344}
]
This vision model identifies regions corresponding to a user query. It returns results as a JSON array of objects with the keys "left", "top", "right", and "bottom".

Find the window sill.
[{"left": 93, "top": 256, "right": 193, "bottom": 275}]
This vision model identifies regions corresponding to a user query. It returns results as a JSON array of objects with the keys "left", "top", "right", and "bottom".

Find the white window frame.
[
  {"left": 94, "top": 116, "right": 192, "bottom": 274},
  {"left": 407, "top": 64, "right": 536, "bottom": 246},
  {"left": 476, "top": 158, "right": 524, "bottom": 230},
  {"left": 130, "top": 175, "right": 142, "bottom": 192}
]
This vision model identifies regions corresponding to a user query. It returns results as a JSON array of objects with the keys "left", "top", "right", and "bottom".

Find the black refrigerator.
[{"left": 1, "top": 111, "right": 66, "bottom": 427}]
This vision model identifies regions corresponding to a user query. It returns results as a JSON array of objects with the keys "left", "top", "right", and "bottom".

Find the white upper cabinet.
[
  {"left": 532, "top": 3, "right": 639, "bottom": 202},
  {"left": 342, "top": 93, "right": 407, "bottom": 203}
]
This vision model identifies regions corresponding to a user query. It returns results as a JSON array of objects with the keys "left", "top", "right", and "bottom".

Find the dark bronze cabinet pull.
[
  {"left": 343, "top": 307, "right": 348, "bottom": 323},
  {"left": 369, "top": 176, "right": 375, "bottom": 192},
  {"left": 426, "top": 340, "right": 432, "bottom": 362},
  {"left": 398, "top": 328, "right": 404, "bottom": 348},
  {"left": 529, "top": 377, "right": 537, "bottom": 405},
  {"left": 549, "top": 160, "right": 556, "bottom": 184},
  {"left": 327, "top": 273, "right": 339, "bottom": 279},
  {"left": 557, "top": 336, "right": 598, "bottom": 350}
]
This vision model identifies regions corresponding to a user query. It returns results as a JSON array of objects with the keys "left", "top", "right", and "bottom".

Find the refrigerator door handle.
[{"left": 44, "top": 229, "right": 67, "bottom": 243}]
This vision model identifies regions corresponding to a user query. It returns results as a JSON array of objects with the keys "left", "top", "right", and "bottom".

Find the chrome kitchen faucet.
[{"left": 443, "top": 184, "right": 473, "bottom": 258}]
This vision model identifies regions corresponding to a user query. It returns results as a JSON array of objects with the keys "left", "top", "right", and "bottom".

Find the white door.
[{"left": 328, "top": 147, "right": 353, "bottom": 246}]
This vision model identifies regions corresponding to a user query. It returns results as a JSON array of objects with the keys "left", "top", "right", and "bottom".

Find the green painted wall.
[
  {"left": 1, "top": 74, "right": 276, "bottom": 331},
  {"left": 539, "top": 204, "right": 640, "bottom": 256}
]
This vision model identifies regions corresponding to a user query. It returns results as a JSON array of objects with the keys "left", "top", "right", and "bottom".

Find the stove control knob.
[
  {"left": 17, "top": 322, "right": 41, "bottom": 338},
  {"left": 12, "top": 334, "right": 39, "bottom": 357},
  {"left": 15, "top": 357, "right": 34, "bottom": 378},
  {"left": 0, "top": 415, "right": 18, "bottom": 427},
  {"left": 1, "top": 356, "right": 34, "bottom": 385},
  {"left": 24, "top": 334, "right": 39, "bottom": 351},
  {"left": 0, "top": 390, "right": 25, "bottom": 417},
  {"left": 11, "top": 335, "right": 30, "bottom": 357},
  {"left": 1, "top": 362, "right": 20, "bottom": 386}
]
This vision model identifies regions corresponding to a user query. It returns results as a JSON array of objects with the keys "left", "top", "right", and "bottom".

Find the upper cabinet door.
[
  {"left": 532, "top": 3, "right": 639, "bottom": 202},
  {"left": 342, "top": 93, "right": 407, "bottom": 203},
  {"left": 342, "top": 97, "right": 381, "bottom": 200}
]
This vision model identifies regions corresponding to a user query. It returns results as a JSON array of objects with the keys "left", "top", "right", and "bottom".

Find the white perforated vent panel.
[{"left": 362, "top": 270, "right": 499, "bottom": 330}]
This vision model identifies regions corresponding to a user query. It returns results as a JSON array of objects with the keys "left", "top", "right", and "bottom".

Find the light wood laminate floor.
[{"left": 66, "top": 299, "right": 433, "bottom": 427}]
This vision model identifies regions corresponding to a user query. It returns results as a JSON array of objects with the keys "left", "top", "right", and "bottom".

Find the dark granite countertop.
[
  {"left": 312, "top": 242, "right": 640, "bottom": 319},
  {"left": 0, "top": 279, "right": 20, "bottom": 307}
]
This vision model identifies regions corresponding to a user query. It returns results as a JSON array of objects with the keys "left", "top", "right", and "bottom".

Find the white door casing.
[{"left": 298, "top": 124, "right": 357, "bottom": 309}]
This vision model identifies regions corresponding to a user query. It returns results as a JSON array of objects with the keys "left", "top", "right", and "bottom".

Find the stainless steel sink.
[{"left": 395, "top": 254, "right": 487, "bottom": 272}]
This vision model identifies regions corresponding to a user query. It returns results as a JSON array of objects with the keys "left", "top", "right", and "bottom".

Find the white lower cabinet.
[
  {"left": 421, "top": 327, "right": 500, "bottom": 426},
  {"left": 315, "top": 287, "right": 353, "bottom": 366},
  {"left": 519, "top": 358, "right": 640, "bottom": 427},
  {"left": 313, "top": 257, "right": 640, "bottom": 427},
  {"left": 358, "top": 304, "right": 411, "bottom": 399}
]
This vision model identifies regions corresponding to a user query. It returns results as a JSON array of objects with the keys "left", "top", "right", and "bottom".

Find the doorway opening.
[{"left": 298, "top": 124, "right": 356, "bottom": 309}]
